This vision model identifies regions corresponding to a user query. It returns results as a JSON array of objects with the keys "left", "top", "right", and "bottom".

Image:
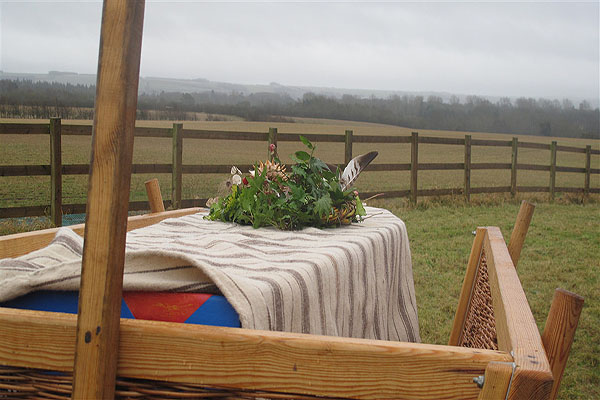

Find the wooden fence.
[{"left": 1, "top": 119, "right": 599, "bottom": 225}]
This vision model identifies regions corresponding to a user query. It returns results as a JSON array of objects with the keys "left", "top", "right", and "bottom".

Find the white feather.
[{"left": 339, "top": 151, "right": 378, "bottom": 191}]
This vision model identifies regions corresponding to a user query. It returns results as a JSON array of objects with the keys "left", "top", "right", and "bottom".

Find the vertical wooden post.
[
  {"left": 72, "top": 1, "right": 145, "bottom": 399},
  {"left": 410, "top": 132, "right": 419, "bottom": 204},
  {"left": 172, "top": 123, "right": 183, "bottom": 209},
  {"left": 542, "top": 288, "right": 584, "bottom": 400},
  {"left": 584, "top": 145, "right": 591, "bottom": 198},
  {"left": 507, "top": 200, "right": 535, "bottom": 269},
  {"left": 268, "top": 127, "right": 278, "bottom": 161},
  {"left": 344, "top": 130, "right": 353, "bottom": 165},
  {"left": 49, "top": 117, "right": 62, "bottom": 227},
  {"left": 510, "top": 137, "right": 518, "bottom": 197},
  {"left": 464, "top": 135, "right": 471, "bottom": 203},
  {"left": 550, "top": 141, "right": 557, "bottom": 200},
  {"left": 145, "top": 178, "right": 165, "bottom": 213}
]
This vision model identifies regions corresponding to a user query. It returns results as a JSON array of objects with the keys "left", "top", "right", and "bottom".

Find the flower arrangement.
[{"left": 205, "top": 136, "right": 366, "bottom": 230}]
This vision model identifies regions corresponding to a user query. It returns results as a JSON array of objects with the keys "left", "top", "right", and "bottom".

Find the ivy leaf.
[
  {"left": 314, "top": 193, "right": 332, "bottom": 217},
  {"left": 299, "top": 135, "right": 314, "bottom": 150},
  {"left": 294, "top": 150, "right": 311, "bottom": 162}
]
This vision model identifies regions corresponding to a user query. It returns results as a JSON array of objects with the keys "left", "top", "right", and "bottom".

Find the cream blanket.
[{"left": 0, "top": 207, "right": 420, "bottom": 342}]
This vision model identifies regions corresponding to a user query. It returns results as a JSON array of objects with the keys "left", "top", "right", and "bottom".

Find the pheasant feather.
[{"left": 339, "top": 151, "right": 378, "bottom": 191}]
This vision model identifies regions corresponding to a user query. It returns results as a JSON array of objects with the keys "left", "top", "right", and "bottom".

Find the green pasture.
[
  {"left": 1, "top": 118, "right": 598, "bottom": 208},
  {"left": 0, "top": 118, "right": 598, "bottom": 399}
]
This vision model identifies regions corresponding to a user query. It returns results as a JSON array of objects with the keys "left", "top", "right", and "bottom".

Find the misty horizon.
[{"left": 1, "top": 1, "right": 598, "bottom": 104}]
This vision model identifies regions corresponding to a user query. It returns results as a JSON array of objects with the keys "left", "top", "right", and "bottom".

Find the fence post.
[
  {"left": 550, "top": 141, "right": 557, "bottom": 200},
  {"left": 464, "top": 135, "right": 471, "bottom": 202},
  {"left": 50, "top": 117, "right": 62, "bottom": 227},
  {"left": 584, "top": 145, "right": 591, "bottom": 198},
  {"left": 511, "top": 137, "right": 518, "bottom": 197},
  {"left": 345, "top": 130, "right": 353, "bottom": 165},
  {"left": 410, "top": 132, "right": 419, "bottom": 204},
  {"left": 172, "top": 123, "right": 183, "bottom": 209},
  {"left": 268, "top": 127, "right": 278, "bottom": 161}
]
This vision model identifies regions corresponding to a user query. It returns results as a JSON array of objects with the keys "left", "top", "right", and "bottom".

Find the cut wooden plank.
[
  {"left": 449, "top": 227, "right": 486, "bottom": 346},
  {"left": 0, "top": 208, "right": 202, "bottom": 259},
  {"left": 410, "top": 132, "right": 418, "bottom": 204},
  {"left": 541, "top": 288, "right": 584, "bottom": 400},
  {"left": 144, "top": 178, "right": 165, "bottom": 213},
  {"left": 0, "top": 308, "right": 512, "bottom": 400},
  {"left": 71, "top": 2, "right": 145, "bottom": 396},
  {"left": 507, "top": 200, "right": 535, "bottom": 268},
  {"left": 476, "top": 361, "right": 514, "bottom": 399},
  {"left": 484, "top": 227, "right": 553, "bottom": 399}
]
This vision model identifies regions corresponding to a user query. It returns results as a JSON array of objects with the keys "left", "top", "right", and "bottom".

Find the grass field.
[{"left": 1, "top": 118, "right": 599, "bottom": 398}]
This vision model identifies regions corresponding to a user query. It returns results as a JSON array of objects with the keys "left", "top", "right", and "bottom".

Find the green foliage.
[{"left": 205, "top": 137, "right": 364, "bottom": 230}]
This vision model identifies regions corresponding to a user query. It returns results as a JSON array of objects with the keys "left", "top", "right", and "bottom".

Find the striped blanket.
[{"left": 0, "top": 207, "right": 420, "bottom": 342}]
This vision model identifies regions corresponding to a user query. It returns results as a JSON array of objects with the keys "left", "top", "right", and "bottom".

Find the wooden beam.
[
  {"left": 507, "top": 200, "right": 535, "bottom": 268},
  {"left": 0, "top": 308, "right": 512, "bottom": 400},
  {"left": 171, "top": 123, "right": 183, "bottom": 209},
  {"left": 511, "top": 137, "right": 518, "bottom": 197},
  {"left": 344, "top": 130, "right": 353, "bottom": 165},
  {"left": 476, "top": 361, "right": 513, "bottom": 399},
  {"left": 464, "top": 135, "right": 471, "bottom": 202},
  {"left": 550, "top": 141, "right": 557, "bottom": 200},
  {"left": 541, "top": 288, "right": 584, "bottom": 400},
  {"left": 144, "top": 178, "right": 165, "bottom": 213},
  {"left": 484, "top": 227, "right": 553, "bottom": 399},
  {"left": 410, "top": 132, "right": 419, "bottom": 204},
  {"left": 72, "top": 1, "right": 145, "bottom": 398},
  {"left": 49, "top": 117, "right": 62, "bottom": 227}
]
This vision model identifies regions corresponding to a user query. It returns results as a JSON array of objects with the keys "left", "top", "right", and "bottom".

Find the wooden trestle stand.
[{"left": 0, "top": 1, "right": 584, "bottom": 399}]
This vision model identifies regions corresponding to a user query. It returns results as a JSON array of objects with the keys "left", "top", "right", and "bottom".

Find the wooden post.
[
  {"left": 49, "top": 117, "right": 62, "bottom": 227},
  {"left": 464, "top": 135, "right": 471, "bottom": 203},
  {"left": 172, "top": 123, "right": 183, "bottom": 209},
  {"left": 268, "top": 127, "right": 278, "bottom": 161},
  {"left": 507, "top": 200, "right": 535, "bottom": 269},
  {"left": 410, "top": 132, "right": 419, "bottom": 204},
  {"left": 584, "top": 145, "right": 591, "bottom": 198},
  {"left": 145, "top": 178, "right": 165, "bottom": 213},
  {"left": 72, "top": 1, "right": 145, "bottom": 399},
  {"left": 541, "top": 288, "right": 584, "bottom": 400},
  {"left": 510, "top": 137, "right": 518, "bottom": 197},
  {"left": 550, "top": 141, "right": 557, "bottom": 200},
  {"left": 344, "top": 130, "right": 353, "bottom": 165}
]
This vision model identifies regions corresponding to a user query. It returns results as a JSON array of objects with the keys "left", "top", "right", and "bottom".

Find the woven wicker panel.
[
  {"left": 0, "top": 366, "right": 348, "bottom": 400},
  {"left": 457, "top": 249, "right": 498, "bottom": 350}
]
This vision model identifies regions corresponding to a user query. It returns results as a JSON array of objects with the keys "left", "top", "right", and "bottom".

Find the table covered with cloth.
[{"left": 0, "top": 206, "right": 420, "bottom": 342}]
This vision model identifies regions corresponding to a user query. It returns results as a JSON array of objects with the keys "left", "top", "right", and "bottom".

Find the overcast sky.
[{"left": 1, "top": 1, "right": 598, "bottom": 101}]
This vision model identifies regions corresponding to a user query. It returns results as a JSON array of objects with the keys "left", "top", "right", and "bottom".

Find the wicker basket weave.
[
  {"left": 0, "top": 367, "right": 348, "bottom": 400},
  {"left": 457, "top": 249, "right": 498, "bottom": 350}
]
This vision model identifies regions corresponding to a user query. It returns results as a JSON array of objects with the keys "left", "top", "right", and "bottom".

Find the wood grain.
[
  {"left": 476, "top": 361, "right": 513, "bottom": 399},
  {"left": 49, "top": 118, "right": 62, "bottom": 227},
  {"left": 0, "top": 307, "right": 512, "bottom": 400},
  {"left": 541, "top": 288, "right": 584, "bottom": 400},
  {"left": 72, "top": 1, "right": 145, "bottom": 396},
  {"left": 507, "top": 200, "right": 535, "bottom": 269},
  {"left": 484, "top": 227, "right": 553, "bottom": 399},
  {"left": 144, "top": 178, "right": 165, "bottom": 213}
]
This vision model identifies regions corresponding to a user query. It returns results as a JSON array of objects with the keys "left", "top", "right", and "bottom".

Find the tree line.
[{"left": 1, "top": 79, "right": 598, "bottom": 139}]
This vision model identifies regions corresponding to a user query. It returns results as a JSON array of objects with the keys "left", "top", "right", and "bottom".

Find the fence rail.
[{"left": 1, "top": 120, "right": 599, "bottom": 223}]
